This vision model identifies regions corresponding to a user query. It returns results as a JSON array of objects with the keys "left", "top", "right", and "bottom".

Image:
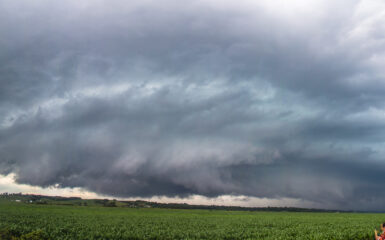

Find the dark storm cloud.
[{"left": 1, "top": 0, "right": 385, "bottom": 210}]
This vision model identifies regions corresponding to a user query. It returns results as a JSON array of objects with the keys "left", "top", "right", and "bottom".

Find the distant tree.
[{"left": 103, "top": 200, "right": 117, "bottom": 207}]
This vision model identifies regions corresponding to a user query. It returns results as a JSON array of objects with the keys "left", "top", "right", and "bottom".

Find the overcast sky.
[{"left": 1, "top": 0, "right": 385, "bottom": 211}]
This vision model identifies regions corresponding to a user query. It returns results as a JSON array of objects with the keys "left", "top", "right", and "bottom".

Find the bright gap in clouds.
[{"left": 0, "top": 173, "right": 103, "bottom": 199}]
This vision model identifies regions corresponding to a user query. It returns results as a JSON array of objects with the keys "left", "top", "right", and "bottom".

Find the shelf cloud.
[{"left": 1, "top": 0, "right": 385, "bottom": 210}]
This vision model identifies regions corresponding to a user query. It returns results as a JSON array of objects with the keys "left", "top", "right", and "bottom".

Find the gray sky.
[{"left": 1, "top": 0, "right": 385, "bottom": 211}]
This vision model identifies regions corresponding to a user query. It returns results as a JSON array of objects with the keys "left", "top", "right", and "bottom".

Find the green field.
[{"left": 0, "top": 199, "right": 384, "bottom": 240}]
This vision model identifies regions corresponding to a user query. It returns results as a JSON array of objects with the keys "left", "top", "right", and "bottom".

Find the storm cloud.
[{"left": 1, "top": 0, "right": 385, "bottom": 210}]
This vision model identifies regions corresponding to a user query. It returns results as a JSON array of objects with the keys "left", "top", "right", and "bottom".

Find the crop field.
[{"left": 0, "top": 199, "right": 384, "bottom": 240}]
